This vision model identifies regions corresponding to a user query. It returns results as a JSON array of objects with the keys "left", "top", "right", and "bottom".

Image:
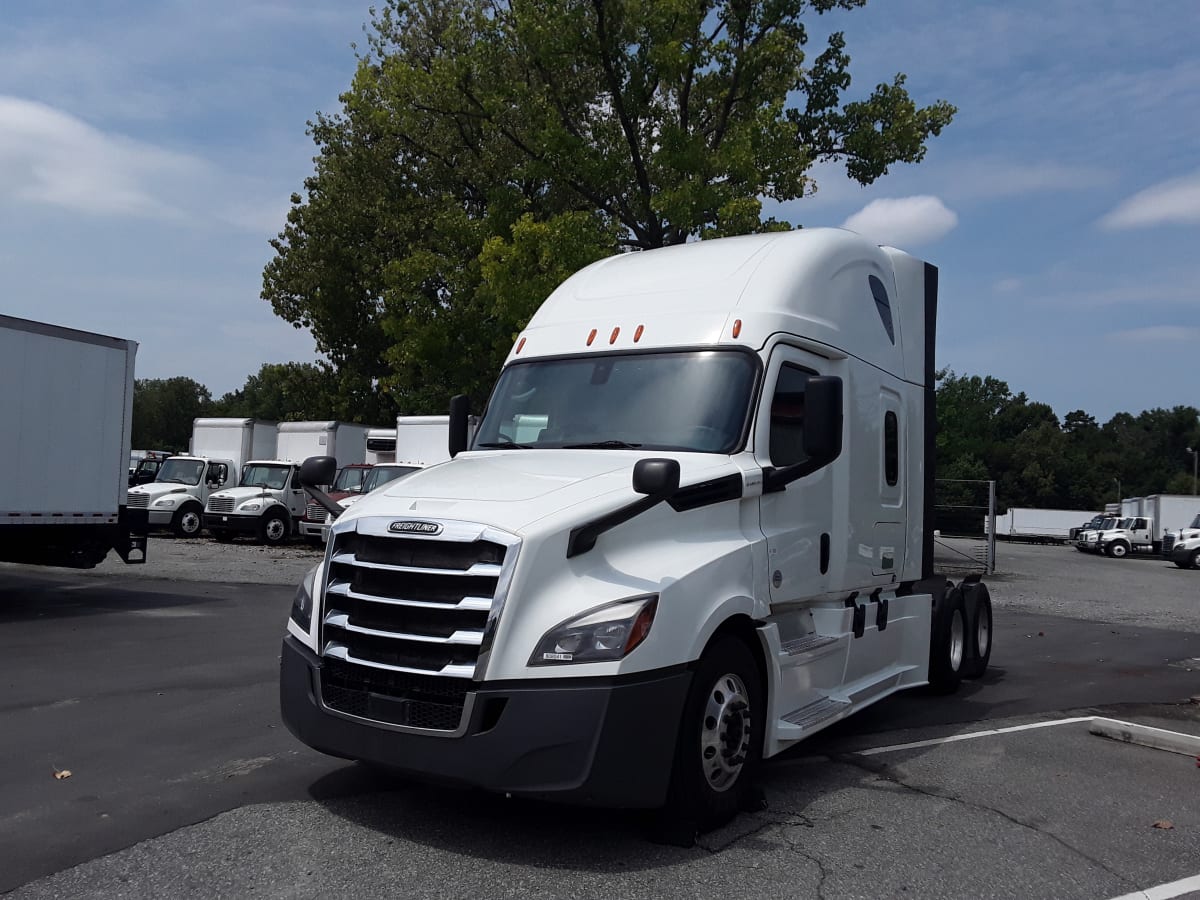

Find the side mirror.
[
  {"left": 632, "top": 458, "right": 680, "bottom": 498},
  {"left": 299, "top": 456, "right": 337, "bottom": 489},
  {"left": 448, "top": 394, "right": 470, "bottom": 458},
  {"left": 801, "top": 376, "right": 843, "bottom": 464}
]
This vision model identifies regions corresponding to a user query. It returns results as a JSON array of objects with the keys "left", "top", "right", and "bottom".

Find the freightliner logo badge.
[{"left": 388, "top": 520, "right": 442, "bottom": 535}]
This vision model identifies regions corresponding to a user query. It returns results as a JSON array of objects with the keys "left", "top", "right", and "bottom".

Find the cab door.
[
  {"left": 286, "top": 466, "right": 307, "bottom": 519},
  {"left": 754, "top": 345, "right": 840, "bottom": 607}
]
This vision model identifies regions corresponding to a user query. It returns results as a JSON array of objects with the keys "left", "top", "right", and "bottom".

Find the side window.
[
  {"left": 1134, "top": 517, "right": 1147, "bottom": 530},
  {"left": 289, "top": 468, "right": 301, "bottom": 490},
  {"left": 884, "top": 411, "right": 899, "bottom": 486},
  {"left": 870, "top": 275, "right": 896, "bottom": 344},
  {"left": 769, "top": 364, "right": 812, "bottom": 467},
  {"left": 207, "top": 463, "right": 227, "bottom": 486}
]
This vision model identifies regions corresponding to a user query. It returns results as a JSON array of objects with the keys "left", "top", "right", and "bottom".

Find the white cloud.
[
  {"left": 994, "top": 277, "right": 1022, "bottom": 294},
  {"left": 1098, "top": 170, "right": 1200, "bottom": 230},
  {"left": 841, "top": 196, "right": 958, "bottom": 247},
  {"left": 1110, "top": 325, "right": 1200, "bottom": 343},
  {"left": 0, "top": 96, "right": 205, "bottom": 218}
]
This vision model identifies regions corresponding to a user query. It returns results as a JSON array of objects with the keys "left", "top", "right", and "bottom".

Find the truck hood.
[
  {"left": 129, "top": 483, "right": 193, "bottom": 500},
  {"left": 339, "top": 450, "right": 736, "bottom": 534},
  {"left": 210, "top": 486, "right": 280, "bottom": 502}
]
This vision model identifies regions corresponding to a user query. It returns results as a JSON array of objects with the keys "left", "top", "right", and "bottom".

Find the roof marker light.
[
  {"left": 587, "top": 328, "right": 597, "bottom": 346},
  {"left": 516, "top": 337, "right": 526, "bottom": 354},
  {"left": 609, "top": 327, "right": 620, "bottom": 345},
  {"left": 634, "top": 325, "right": 644, "bottom": 342},
  {"left": 732, "top": 319, "right": 742, "bottom": 338}
]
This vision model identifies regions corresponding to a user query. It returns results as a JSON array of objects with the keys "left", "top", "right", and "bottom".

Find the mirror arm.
[
  {"left": 762, "top": 457, "right": 827, "bottom": 493},
  {"left": 566, "top": 494, "right": 667, "bottom": 558},
  {"left": 302, "top": 485, "right": 344, "bottom": 519}
]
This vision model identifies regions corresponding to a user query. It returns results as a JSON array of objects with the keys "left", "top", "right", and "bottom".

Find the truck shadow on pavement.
[{"left": 0, "top": 575, "right": 229, "bottom": 622}]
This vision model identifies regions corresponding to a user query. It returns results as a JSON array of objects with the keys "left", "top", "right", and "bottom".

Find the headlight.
[
  {"left": 290, "top": 565, "right": 318, "bottom": 630},
  {"left": 529, "top": 595, "right": 657, "bottom": 666},
  {"left": 242, "top": 502, "right": 262, "bottom": 512},
  {"left": 152, "top": 497, "right": 179, "bottom": 508}
]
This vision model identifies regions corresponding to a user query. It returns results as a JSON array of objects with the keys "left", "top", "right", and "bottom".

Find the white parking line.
[
  {"left": 855, "top": 717, "right": 1095, "bottom": 756},
  {"left": 1107, "top": 872, "right": 1200, "bottom": 900}
]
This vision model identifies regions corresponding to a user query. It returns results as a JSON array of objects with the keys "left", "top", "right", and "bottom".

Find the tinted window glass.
[
  {"left": 869, "top": 275, "right": 895, "bottom": 344},
  {"left": 769, "top": 364, "right": 812, "bottom": 467}
]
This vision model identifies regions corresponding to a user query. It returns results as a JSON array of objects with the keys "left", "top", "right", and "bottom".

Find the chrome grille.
[
  {"left": 208, "top": 497, "right": 235, "bottom": 514},
  {"left": 1162, "top": 535, "right": 1176, "bottom": 553},
  {"left": 318, "top": 518, "right": 518, "bottom": 733},
  {"left": 127, "top": 493, "right": 150, "bottom": 509},
  {"left": 305, "top": 501, "right": 325, "bottom": 522}
]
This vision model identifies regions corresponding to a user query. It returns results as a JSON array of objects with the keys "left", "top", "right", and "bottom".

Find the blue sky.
[{"left": 2, "top": 1, "right": 1197, "bottom": 421}]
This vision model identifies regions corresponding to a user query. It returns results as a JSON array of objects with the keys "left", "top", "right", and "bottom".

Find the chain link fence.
[{"left": 933, "top": 478, "right": 996, "bottom": 574}]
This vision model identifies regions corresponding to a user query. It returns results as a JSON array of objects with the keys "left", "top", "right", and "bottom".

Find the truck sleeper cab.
[{"left": 280, "top": 228, "right": 991, "bottom": 825}]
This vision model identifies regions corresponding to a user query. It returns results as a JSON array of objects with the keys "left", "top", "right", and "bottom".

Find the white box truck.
[
  {"left": 204, "top": 422, "right": 366, "bottom": 544},
  {"left": 1100, "top": 494, "right": 1200, "bottom": 558},
  {"left": 280, "top": 228, "right": 993, "bottom": 830},
  {"left": 127, "top": 418, "right": 276, "bottom": 537},
  {"left": 364, "top": 428, "right": 397, "bottom": 464},
  {"left": 394, "top": 416, "right": 455, "bottom": 465},
  {"left": 0, "top": 314, "right": 148, "bottom": 568}
]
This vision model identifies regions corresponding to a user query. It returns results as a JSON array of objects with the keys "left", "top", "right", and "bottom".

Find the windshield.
[
  {"left": 361, "top": 465, "right": 420, "bottom": 493},
  {"left": 239, "top": 464, "right": 291, "bottom": 490},
  {"left": 472, "top": 351, "right": 759, "bottom": 453},
  {"left": 1097, "top": 518, "right": 1116, "bottom": 530},
  {"left": 1117, "top": 518, "right": 1132, "bottom": 529},
  {"left": 334, "top": 467, "right": 370, "bottom": 493},
  {"left": 155, "top": 459, "right": 205, "bottom": 485}
]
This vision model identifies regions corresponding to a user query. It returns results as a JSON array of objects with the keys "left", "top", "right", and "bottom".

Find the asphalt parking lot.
[{"left": 2, "top": 540, "right": 1198, "bottom": 899}]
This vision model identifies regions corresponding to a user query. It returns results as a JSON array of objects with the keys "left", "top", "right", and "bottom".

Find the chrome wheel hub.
[{"left": 700, "top": 672, "right": 751, "bottom": 792}]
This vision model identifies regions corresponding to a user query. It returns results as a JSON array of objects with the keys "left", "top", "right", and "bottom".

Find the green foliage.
[
  {"left": 263, "top": 0, "right": 955, "bottom": 413},
  {"left": 131, "top": 378, "right": 213, "bottom": 451},
  {"left": 936, "top": 369, "right": 1200, "bottom": 509},
  {"left": 211, "top": 363, "right": 343, "bottom": 423}
]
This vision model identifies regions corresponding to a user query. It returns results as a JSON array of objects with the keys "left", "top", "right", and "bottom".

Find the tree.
[
  {"left": 264, "top": 0, "right": 956, "bottom": 411},
  {"left": 132, "top": 378, "right": 213, "bottom": 451},
  {"left": 213, "top": 363, "right": 342, "bottom": 423}
]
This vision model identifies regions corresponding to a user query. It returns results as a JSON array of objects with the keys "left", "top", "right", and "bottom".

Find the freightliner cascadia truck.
[{"left": 280, "top": 228, "right": 993, "bottom": 829}]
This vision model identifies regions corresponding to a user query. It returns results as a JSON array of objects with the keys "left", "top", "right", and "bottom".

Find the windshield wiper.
[
  {"left": 476, "top": 441, "right": 534, "bottom": 449},
  {"left": 563, "top": 440, "right": 643, "bottom": 449}
]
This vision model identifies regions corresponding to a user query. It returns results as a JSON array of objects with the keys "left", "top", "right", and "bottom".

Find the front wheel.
[
  {"left": 171, "top": 504, "right": 203, "bottom": 538},
  {"left": 665, "top": 636, "right": 762, "bottom": 831},
  {"left": 259, "top": 510, "right": 290, "bottom": 545},
  {"left": 1107, "top": 541, "right": 1130, "bottom": 559},
  {"left": 1187, "top": 549, "right": 1200, "bottom": 570}
]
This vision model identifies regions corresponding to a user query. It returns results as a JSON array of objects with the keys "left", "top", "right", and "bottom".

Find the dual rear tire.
[{"left": 929, "top": 581, "right": 992, "bottom": 692}]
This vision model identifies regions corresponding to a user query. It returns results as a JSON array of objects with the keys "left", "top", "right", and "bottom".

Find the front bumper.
[
  {"left": 298, "top": 520, "right": 329, "bottom": 541},
  {"left": 147, "top": 509, "right": 174, "bottom": 527},
  {"left": 1168, "top": 545, "right": 1198, "bottom": 565},
  {"left": 279, "top": 636, "right": 690, "bottom": 808},
  {"left": 203, "top": 512, "right": 260, "bottom": 534}
]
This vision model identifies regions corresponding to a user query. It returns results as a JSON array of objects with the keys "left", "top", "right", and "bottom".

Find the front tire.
[
  {"left": 259, "top": 510, "right": 291, "bottom": 545},
  {"left": 665, "top": 636, "right": 762, "bottom": 831},
  {"left": 1107, "top": 541, "right": 1130, "bottom": 559},
  {"left": 171, "top": 504, "right": 203, "bottom": 538}
]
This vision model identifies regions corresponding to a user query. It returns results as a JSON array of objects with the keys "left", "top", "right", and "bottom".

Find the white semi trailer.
[
  {"left": 0, "top": 314, "right": 148, "bottom": 568},
  {"left": 281, "top": 229, "right": 992, "bottom": 829}
]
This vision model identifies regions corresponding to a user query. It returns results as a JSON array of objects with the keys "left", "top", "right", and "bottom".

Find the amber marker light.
[
  {"left": 732, "top": 319, "right": 742, "bottom": 338},
  {"left": 515, "top": 337, "right": 526, "bottom": 354},
  {"left": 609, "top": 327, "right": 620, "bottom": 344},
  {"left": 586, "top": 328, "right": 597, "bottom": 346},
  {"left": 634, "top": 324, "right": 644, "bottom": 342}
]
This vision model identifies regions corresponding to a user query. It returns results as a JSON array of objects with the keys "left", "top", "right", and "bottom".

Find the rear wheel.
[
  {"left": 928, "top": 586, "right": 966, "bottom": 693},
  {"left": 665, "top": 636, "right": 762, "bottom": 831},
  {"left": 171, "top": 504, "right": 203, "bottom": 538},
  {"left": 961, "top": 582, "right": 993, "bottom": 679}
]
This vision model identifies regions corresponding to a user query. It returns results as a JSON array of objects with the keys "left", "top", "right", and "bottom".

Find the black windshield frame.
[{"left": 472, "top": 347, "right": 763, "bottom": 455}]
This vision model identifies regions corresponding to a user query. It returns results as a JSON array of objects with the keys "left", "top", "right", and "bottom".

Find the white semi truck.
[
  {"left": 127, "top": 418, "right": 277, "bottom": 537},
  {"left": 280, "top": 229, "right": 992, "bottom": 828},
  {"left": 204, "top": 422, "right": 366, "bottom": 544},
  {"left": 1, "top": 314, "right": 148, "bottom": 568},
  {"left": 990, "top": 507, "right": 1102, "bottom": 544}
]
